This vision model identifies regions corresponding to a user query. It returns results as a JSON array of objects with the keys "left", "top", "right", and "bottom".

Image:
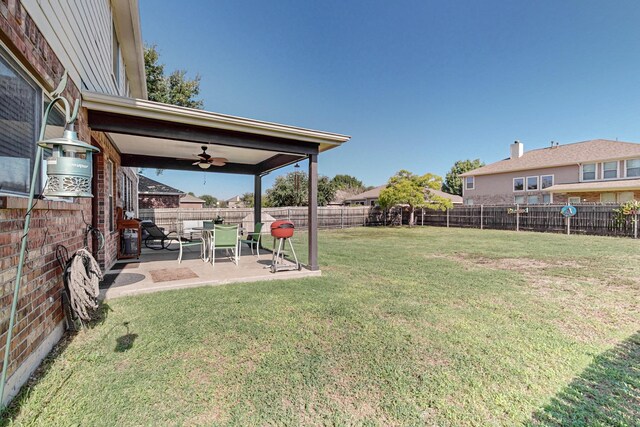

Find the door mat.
[
  {"left": 100, "top": 272, "right": 146, "bottom": 289},
  {"left": 149, "top": 267, "right": 198, "bottom": 283}
]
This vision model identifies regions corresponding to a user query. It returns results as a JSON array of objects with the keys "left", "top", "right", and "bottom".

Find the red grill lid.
[{"left": 271, "top": 220, "right": 294, "bottom": 230}]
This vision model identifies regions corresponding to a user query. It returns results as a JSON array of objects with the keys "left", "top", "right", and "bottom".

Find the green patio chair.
[
  {"left": 211, "top": 224, "right": 239, "bottom": 266},
  {"left": 240, "top": 222, "right": 263, "bottom": 257}
]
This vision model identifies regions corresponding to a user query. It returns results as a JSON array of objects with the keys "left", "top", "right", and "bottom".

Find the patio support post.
[
  {"left": 308, "top": 154, "right": 319, "bottom": 271},
  {"left": 254, "top": 174, "right": 262, "bottom": 226}
]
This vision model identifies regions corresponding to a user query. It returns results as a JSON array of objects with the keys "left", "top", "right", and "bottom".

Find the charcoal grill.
[{"left": 270, "top": 220, "right": 300, "bottom": 272}]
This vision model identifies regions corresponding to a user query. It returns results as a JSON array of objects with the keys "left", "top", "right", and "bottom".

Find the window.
[
  {"left": 464, "top": 198, "right": 474, "bottom": 206},
  {"left": 370, "top": 200, "right": 376, "bottom": 206},
  {"left": 514, "top": 195, "right": 525, "bottom": 204},
  {"left": 527, "top": 176, "right": 539, "bottom": 191},
  {"left": 568, "top": 197, "right": 581, "bottom": 204},
  {"left": 0, "top": 49, "right": 42, "bottom": 195},
  {"left": 618, "top": 192, "right": 634, "bottom": 203},
  {"left": 527, "top": 195, "right": 539, "bottom": 204},
  {"left": 582, "top": 163, "right": 596, "bottom": 181},
  {"left": 603, "top": 161, "right": 618, "bottom": 179},
  {"left": 107, "top": 159, "right": 114, "bottom": 232},
  {"left": 541, "top": 175, "right": 554, "bottom": 189},
  {"left": 626, "top": 159, "right": 640, "bottom": 177},
  {"left": 513, "top": 177, "right": 524, "bottom": 192},
  {"left": 600, "top": 193, "right": 616, "bottom": 203},
  {"left": 542, "top": 194, "right": 552, "bottom": 204},
  {"left": 465, "top": 176, "right": 474, "bottom": 190}
]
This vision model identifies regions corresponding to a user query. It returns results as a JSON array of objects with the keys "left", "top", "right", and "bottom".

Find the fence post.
[
  {"left": 421, "top": 208, "right": 424, "bottom": 226},
  {"left": 446, "top": 208, "right": 450, "bottom": 228},
  {"left": 340, "top": 207, "right": 344, "bottom": 229},
  {"left": 516, "top": 204, "right": 520, "bottom": 232},
  {"left": 635, "top": 214, "right": 638, "bottom": 239},
  {"left": 567, "top": 215, "right": 571, "bottom": 235},
  {"left": 480, "top": 205, "right": 484, "bottom": 230}
]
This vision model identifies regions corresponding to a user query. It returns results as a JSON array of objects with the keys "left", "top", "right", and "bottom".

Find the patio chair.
[
  {"left": 240, "top": 222, "right": 263, "bottom": 257},
  {"left": 141, "top": 221, "right": 181, "bottom": 250},
  {"left": 210, "top": 224, "right": 239, "bottom": 266}
]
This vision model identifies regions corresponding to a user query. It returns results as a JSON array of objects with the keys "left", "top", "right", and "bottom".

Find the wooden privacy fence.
[
  {"left": 416, "top": 204, "right": 638, "bottom": 238},
  {"left": 138, "top": 206, "right": 372, "bottom": 233}
]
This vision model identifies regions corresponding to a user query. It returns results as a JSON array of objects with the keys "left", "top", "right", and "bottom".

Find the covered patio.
[{"left": 82, "top": 91, "right": 349, "bottom": 288}]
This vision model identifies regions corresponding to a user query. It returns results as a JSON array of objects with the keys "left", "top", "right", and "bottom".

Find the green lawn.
[{"left": 2, "top": 227, "right": 639, "bottom": 426}]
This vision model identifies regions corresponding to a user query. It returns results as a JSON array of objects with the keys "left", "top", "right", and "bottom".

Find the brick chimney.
[{"left": 510, "top": 140, "right": 523, "bottom": 159}]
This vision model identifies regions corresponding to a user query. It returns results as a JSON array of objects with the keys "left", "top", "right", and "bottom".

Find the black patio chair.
[{"left": 141, "top": 221, "right": 183, "bottom": 250}]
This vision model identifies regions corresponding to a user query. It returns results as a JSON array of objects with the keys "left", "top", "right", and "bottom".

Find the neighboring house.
[
  {"left": 344, "top": 185, "right": 462, "bottom": 206},
  {"left": 138, "top": 175, "right": 184, "bottom": 209},
  {"left": 461, "top": 140, "right": 640, "bottom": 205},
  {"left": 179, "top": 194, "right": 205, "bottom": 209},
  {"left": 226, "top": 195, "right": 244, "bottom": 208}
]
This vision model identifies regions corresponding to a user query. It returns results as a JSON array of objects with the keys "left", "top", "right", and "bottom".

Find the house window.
[
  {"left": 370, "top": 200, "right": 376, "bottom": 206},
  {"left": 464, "top": 198, "right": 474, "bottom": 206},
  {"left": 0, "top": 50, "right": 42, "bottom": 196},
  {"left": 568, "top": 197, "right": 581, "bottom": 204},
  {"left": 582, "top": 163, "right": 596, "bottom": 181},
  {"left": 514, "top": 195, "right": 525, "bottom": 204},
  {"left": 603, "top": 161, "right": 618, "bottom": 179},
  {"left": 542, "top": 194, "right": 552, "bottom": 204},
  {"left": 513, "top": 177, "right": 524, "bottom": 192},
  {"left": 107, "top": 159, "right": 114, "bottom": 232},
  {"left": 541, "top": 175, "right": 554, "bottom": 189},
  {"left": 600, "top": 193, "right": 616, "bottom": 203},
  {"left": 626, "top": 159, "right": 640, "bottom": 177},
  {"left": 527, "top": 195, "right": 539, "bottom": 204},
  {"left": 617, "top": 192, "right": 634, "bottom": 203},
  {"left": 527, "top": 176, "right": 539, "bottom": 191},
  {"left": 465, "top": 176, "right": 474, "bottom": 190}
]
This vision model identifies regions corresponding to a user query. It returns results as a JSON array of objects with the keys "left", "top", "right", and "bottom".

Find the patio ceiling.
[{"left": 82, "top": 91, "right": 350, "bottom": 175}]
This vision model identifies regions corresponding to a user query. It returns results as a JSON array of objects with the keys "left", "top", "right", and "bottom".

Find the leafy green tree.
[
  {"left": 265, "top": 172, "right": 336, "bottom": 207},
  {"left": 442, "top": 159, "right": 484, "bottom": 196},
  {"left": 379, "top": 170, "right": 452, "bottom": 226},
  {"left": 144, "top": 45, "right": 203, "bottom": 108},
  {"left": 331, "top": 174, "right": 365, "bottom": 191},
  {"left": 241, "top": 192, "right": 254, "bottom": 208},
  {"left": 199, "top": 194, "right": 218, "bottom": 207}
]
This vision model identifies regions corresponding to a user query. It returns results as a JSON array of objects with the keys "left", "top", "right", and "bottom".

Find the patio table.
[{"left": 193, "top": 226, "right": 245, "bottom": 262}]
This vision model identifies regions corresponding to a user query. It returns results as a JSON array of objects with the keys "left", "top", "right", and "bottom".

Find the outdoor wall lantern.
[{"left": 1, "top": 72, "right": 99, "bottom": 408}]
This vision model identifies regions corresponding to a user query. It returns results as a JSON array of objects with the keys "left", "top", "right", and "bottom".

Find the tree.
[
  {"left": 199, "top": 194, "right": 218, "bottom": 207},
  {"left": 240, "top": 192, "right": 254, "bottom": 208},
  {"left": 265, "top": 172, "right": 336, "bottom": 207},
  {"left": 331, "top": 174, "right": 365, "bottom": 192},
  {"left": 442, "top": 159, "right": 484, "bottom": 196},
  {"left": 378, "top": 170, "right": 452, "bottom": 226},
  {"left": 144, "top": 45, "right": 203, "bottom": 108}
]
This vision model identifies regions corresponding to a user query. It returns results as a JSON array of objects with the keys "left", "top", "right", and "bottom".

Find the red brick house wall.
[{"left": 139, "top": 194, "right": 180, "bottom": 209}]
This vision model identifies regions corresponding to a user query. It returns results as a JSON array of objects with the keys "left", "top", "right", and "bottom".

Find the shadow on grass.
[
  {"left": 529, "top": 331, "right": 639, "bottom": 426},
  {"left": 0, "top": 302, "right": 113, "bottom": 425},
  {"left": 114, "top": 322, "right": 137, "bottom": 352}
]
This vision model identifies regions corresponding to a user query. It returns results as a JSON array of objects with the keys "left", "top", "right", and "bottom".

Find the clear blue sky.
[{"left": 139, "top": 0, "right": 640, "bottom": 199}]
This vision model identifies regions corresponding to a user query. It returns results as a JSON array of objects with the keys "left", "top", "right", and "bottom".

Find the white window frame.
[
  {"left": 527, "top": 195, "right": 539, "bottom": 204},
  {"left": 464, "top": 198, "right": 474, "bottom": 206},
  {"left": 601, "top": 161, "right": 618, "bottom": 180},
  {"left": 542, "top": 193, "right": 552, "bottom": 204},
  {"left": 513, "top": 177, "right": 525, "bottom": 192},
  {"left": 568, "top": 196, "right": 581, "bottom": 204},
  {"left": 581, "top": 163, "right": 596, "bottom": 181},
  {"left": 514, "top": 195, "right": 525, "bottom": 204},
  {"left": 540, "top": 174, "right": 554, "bottom": 189},
  {"left": 526, "top": 176, "right": 539, "bottom": 191},
  {"left": 617, "top": 192, "right": 634, "bottom": 203},
  {"left": 465, "top": 176, "right": 475, "bottom": 190},
  {"left": 624, "top": 159, "right": 640, "bottom": 178}
]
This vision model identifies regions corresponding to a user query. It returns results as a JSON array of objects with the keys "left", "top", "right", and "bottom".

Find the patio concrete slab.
[{"left": 100, "top": 246, "right": 320, "bottom": 299}]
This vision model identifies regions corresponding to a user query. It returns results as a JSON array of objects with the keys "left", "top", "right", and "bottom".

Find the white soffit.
[{"left": 110, "top": 133, "right": 281, "bottom": 165}]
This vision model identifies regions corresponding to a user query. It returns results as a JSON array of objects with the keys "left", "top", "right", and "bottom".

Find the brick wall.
[{"left": 139, "top": 194, "right": 180, "bottom": 209}]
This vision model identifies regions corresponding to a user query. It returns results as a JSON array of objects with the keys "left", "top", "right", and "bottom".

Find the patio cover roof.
[
  {"left": 546, "top": 178, "right": 640, "bottom": 193},
  {"left": 82, "top": 91, "right": 350, "bottom": 175}
]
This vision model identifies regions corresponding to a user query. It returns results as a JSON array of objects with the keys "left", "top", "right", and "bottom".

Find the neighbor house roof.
[
  {"left": 138, "top": 175, "right": 184, "bottom": 195},
  {"left": 344, "top": 185, "right": 462, "bottom": 204},
  {"left": 460, "top": 139, "right": 640, "bottom": 177},
  {"left": 180, "top": 194, "right": 205, "bottom": 203},
  {"left": 546, "top": 178, "right": 640, "bottom": 193}
]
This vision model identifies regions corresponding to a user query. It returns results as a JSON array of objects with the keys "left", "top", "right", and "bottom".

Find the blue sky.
[{"left": 139, "top": 0, "right": 640, "bottom": 199}]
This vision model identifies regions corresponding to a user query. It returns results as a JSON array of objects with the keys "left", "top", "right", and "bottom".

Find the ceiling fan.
[{"left": 191, "top": 145, "right": 228, "bottom": 169}]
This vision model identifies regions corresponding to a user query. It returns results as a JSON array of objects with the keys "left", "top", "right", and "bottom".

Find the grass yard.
[{"left": 2, "top": 227, "right": 639, "bottom": 426}]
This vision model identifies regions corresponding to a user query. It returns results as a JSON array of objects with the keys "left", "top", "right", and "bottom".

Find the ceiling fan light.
[{"left": 198, "top": 162, "right": 211, "bottom": 170}]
